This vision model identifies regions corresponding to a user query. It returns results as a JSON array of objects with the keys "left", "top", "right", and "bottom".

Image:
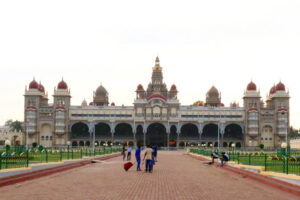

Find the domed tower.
[
  {"left": 205, "top": 86, "right": 221, "bottom": 107},
  {"left": 53, "top": 78, "right": 71, "bottom": 146},
  {"left": 243, "top": 81, "right": 261, "bottom": 147},
  {"left": 136, "top": 84, "right": 145, "bottom": 99},
  {"left": 93, "top": 84, "right": 109, "bottom": 106},
  {"left": 272, "top": 81, "right": 290, "bottom": 143},
  {"left": 53, "top": 78, "right": 71, "bottom": 107},
  {"left": 146, "top": 57, "right": 168, "bottom": 99},
  {"left": 81, "top": 99, "right": 87, "bottom": 107},
  {"left": 168, "top": 84, "right": 178, "bottom": 99},
  {"left": 24, "top": 78, "right": 44, "bottom": 145}
]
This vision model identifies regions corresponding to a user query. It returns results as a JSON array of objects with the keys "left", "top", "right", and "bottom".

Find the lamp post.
[
  {"left": 26, "top": 122, "right": 29, "bottom": 150},
  {"left": 67, "top": 141, "right": 71, "bottom": 159},
  {"left": 218, "top": 122, "right": 220, "bottom": 152},
  {"left": 5, "top": 140, "right": 11, "bottom": 152},
  {"left": 232, "top": 143, "right": 236, "bottom": 154},
  {"left": 281, "top": 142, "right": 287, "bottom": 157},
  {"left": 88, "top": 118, "right": 95, "bottom": 153}
]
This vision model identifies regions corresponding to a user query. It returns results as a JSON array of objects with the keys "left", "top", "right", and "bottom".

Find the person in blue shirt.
[
  {"left": 135, "top": 146, "right": 141, "bottom": 171},
  {"left": 152, "top": 145, "right": 158, "bottom": 162}
]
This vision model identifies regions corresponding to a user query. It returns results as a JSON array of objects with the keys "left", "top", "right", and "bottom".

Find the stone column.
[
  {"left": 134, "top": 134, "right": 136, "bottom": 148},
  {"left": 167, "top": 132, "right": 170, "bottom": 149},
  {"left": 143, "top": 130, "right": 146, "bottom": 148},
  {"left": 176, "top": 131, "right": 180, "bottom": 148}
]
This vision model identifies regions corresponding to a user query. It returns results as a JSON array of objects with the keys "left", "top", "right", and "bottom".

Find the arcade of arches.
[{"left": 69, "top": 122, "right": 244, "bottom": 147}]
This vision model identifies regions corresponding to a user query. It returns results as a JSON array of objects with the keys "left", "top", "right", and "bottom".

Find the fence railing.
[
  {"left": 0, "top": 147, "right": 122, "bottom": 170},
  {"left": 190, "top": 148, "right": 300, "bottom": 176}
]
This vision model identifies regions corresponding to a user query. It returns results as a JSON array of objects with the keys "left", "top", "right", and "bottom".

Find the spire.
[
  {"left": 153, "top": 56, "right": 162, "bottom": 72},
  {"left": 155, "top": 56, "right": 160, "bottom": 64}
]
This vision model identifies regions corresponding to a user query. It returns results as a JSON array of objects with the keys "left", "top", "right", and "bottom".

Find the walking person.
[
  {"left": 152, "top": 144, "right": 158, "bottom": 162},
  {"left": 135, "top": 145, "right": 141, "bottom": 171},
  {"left": 143, "top": 145, "right": 153, "bottom": 173},
  {"left": 127, "top": 145, "right": 132, "bottom": 161},
  {"left": 122, "top": 145, "right": 127, "bottom": 161}
]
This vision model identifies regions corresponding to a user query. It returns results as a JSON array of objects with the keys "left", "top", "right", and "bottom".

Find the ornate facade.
[{"left": 24, "top": 57, "right": 290, "bottom": 148}]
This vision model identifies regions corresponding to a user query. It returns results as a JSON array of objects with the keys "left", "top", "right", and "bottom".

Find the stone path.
[{"left": 0, "top": 151, "right": 298, "bottom": 200}]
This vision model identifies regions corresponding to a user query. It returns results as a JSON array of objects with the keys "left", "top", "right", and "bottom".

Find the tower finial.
[{"left": 155, "top": 56, "right": 160, "bottom": 64}]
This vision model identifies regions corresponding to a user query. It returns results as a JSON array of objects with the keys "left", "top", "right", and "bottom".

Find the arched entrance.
[
  {"left": 136, "top": 125, "right": 144, "bottom": 147},
  {"left": 95, "top": 123, "right": 111, "bottom": 140},
  {"left": 169, "top": 125, "right": 177, "bottom": 147},
  {"left": 180, "top": 123, "right": 199, "bottom": 141},
  {"left": 40, "top": 124, "right": 52, "bottom": 147},
  {"left": 261, "top": 125, "right": 273, "bottom": 148},
  {"left": 224, "top": 124, "right": 243, "bottom": 147},
  {"left": 114, "top": 123, "right": 134, "bottom": 141},
  {"left": 202, "top": 124, "right": 219, "bottom": 140},
  {"left": 71, "top": 122, "right": 89, "bottom": 139},
  {"left": 146, "top": 123, "right": 167, "bottom": 147}
]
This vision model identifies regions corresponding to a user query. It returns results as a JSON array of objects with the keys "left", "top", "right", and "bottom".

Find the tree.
[
  {"left": 289, "top": 126, "right": 299, "bottom": 139},
  {"left": 5, "top": 119, "right": 13, "bottom": 127},
  {"left": 8, "top": 120, "right": 23, "bottom": 132},
  {"left": 192, "top": 100, "right": 204, "bottom": 106}
]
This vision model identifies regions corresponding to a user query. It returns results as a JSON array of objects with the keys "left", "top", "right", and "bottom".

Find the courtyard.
[{"left": 0, "top": 151, "right": 298, "bottom": 200}]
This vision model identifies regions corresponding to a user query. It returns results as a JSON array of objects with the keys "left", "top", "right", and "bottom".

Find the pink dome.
[
  {"left": 137, "top": 84, "right": 144, "bottom": 90},
  {"left": 171, "top": 84, "right": 177, "bottom": 90},
  {"left": 38, "top": 83, "right": 45, "bottom": 92},
  {"left": 246, "top": 81, "right": 256, "bottom": 91},
  {"left": 111, "top": 102, "right": 115, "bottom": 106},
  {"left": 220, "top": 103, "right": 225, "bottom": 107},
  {"left": 198, "top": 102, "right": 203, "bottom": 106},
  {"left": 89, "top": 102, "right": 94, "bottom": 106},
  {"left": 270, "top": 85, "right": 276, "bottom": 94},
  {"left": 58, "top": 79, "right": 68, "bottom": 90},
  {"left": 29, "top": 79, "right": 39, "bottom": 89},
  {"left": 276, "top": 81, "right": 285, "bottom": 91}
]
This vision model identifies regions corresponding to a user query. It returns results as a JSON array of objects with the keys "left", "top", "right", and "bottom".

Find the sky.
[{"left": 0, "top": 0, "right": 299, "bottom": 128}]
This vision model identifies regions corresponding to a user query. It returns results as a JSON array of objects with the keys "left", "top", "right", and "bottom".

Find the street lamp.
[
  {"left": 67, "top": 141, "right": 71, "bottom": 159},
  {"left": 5, "top": 139, "right": 11, "bottom": 152},
  {"left": 281, "top": 142, "right": 287, "bottom": 156},
  {"left": 231, "top": 143, "right": 235, "bottom": 153},
  {"left": 26, "top": 122, "right": 29, "bottom": 150}
]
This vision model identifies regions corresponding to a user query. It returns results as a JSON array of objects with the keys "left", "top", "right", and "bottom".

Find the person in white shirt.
[{"left": 127, "top": 146, "right": 132, "bottom": 160}]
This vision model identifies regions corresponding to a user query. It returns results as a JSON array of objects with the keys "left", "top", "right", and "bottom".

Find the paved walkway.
[{"left": 0, "top": 151, "right": 298, "bottom": 200}]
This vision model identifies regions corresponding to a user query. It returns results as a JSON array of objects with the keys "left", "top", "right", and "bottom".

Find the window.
[
  {"left": 46, "top": 136, "right": 49, "bottom": 140},
  {"left": 50, "top": 136, "right": 52, "bottom": 140},
  {"left": 41, "top": 136, "right": 44, "bottom": 140}
]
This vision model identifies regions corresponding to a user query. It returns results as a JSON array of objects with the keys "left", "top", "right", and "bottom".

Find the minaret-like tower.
[
  {"left": 243, "top": 81, "right": 261, "bottom": 147},
  {"left": 270, "top": 81, "right": 290, "bottom": 146},
  {"left": 53, "top": 79, "right": 71, "bottom": 146},
  {"left": 24, "top": 78, "right": 43, "bottom": 146}
]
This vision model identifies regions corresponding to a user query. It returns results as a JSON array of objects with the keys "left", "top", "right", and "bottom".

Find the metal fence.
[
  {"left": 0, "top": 146, "right": 122, "bottom": 170},
  {"left": 190, "top": 148, "right": 300, "bottom": 176}
]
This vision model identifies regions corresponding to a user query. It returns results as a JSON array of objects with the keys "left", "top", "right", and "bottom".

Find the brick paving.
[{"left": 0, "top": 151, "right": 298, "bottom": 200}]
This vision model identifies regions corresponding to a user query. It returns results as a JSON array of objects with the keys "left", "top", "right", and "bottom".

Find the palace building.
[{"left": 24, "top": 57, "right": 290, "bottom": 148}]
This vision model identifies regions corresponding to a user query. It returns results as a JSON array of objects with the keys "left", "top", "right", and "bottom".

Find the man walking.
[
  {"left": 127, "top": 145, "right": 132, "bottom": 161},
  {"left": 135, "top": 146, "right": 141, "bottom": 171},
  {"left": 143, "top": 145, "right": 153, "bottom": 172},
  {"left": 152, "top": 144, "right": 158, "bottom": 162}
]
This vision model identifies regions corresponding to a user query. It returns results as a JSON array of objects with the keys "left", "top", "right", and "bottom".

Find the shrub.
[{"left": 259, "top": 144, "right": 264, "bottom": 150}]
